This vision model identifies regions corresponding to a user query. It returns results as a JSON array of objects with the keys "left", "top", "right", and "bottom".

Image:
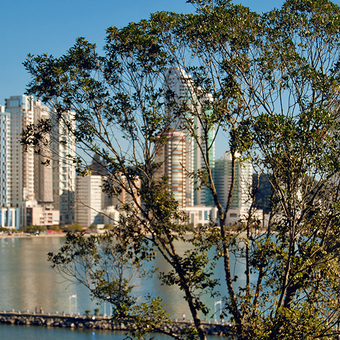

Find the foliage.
[
  {"left": 104, "top": 224, "right": 113, "bottom": 230},
  {"left": 23, "top": 0, "right": 340, "bottom": 339},
  {"left": 64, "top": 224, "right": 83, "bottom": 233},
  {"left": 48, "top": 225, "right": 61, "bottom": 232},
  {"left": 26, "top": 225, "right": 46, "bottom": 233}
]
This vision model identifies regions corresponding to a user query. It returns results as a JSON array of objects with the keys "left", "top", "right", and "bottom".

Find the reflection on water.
[
  {"left": 0, "top": 324, "right": 227, "bottom": 340},
  {"left": 0, "top": 236, "right": 246, "bottom": 320},
  {"left": 0, "top": 237, "right": 92, "bottom": 315}
]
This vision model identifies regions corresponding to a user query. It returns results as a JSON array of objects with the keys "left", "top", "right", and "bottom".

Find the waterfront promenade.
[{"left": 0, "top": 310, "right": 230, "bottom": 336}]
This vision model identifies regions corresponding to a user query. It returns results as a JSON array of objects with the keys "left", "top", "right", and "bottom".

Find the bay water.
[{"left": 0, "top": 235, "right": 244, "bottom": 339}]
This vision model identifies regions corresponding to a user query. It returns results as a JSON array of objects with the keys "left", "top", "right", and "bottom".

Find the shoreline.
[
  {"left": 0, "top": 311, "right": 230, "bottom": 336},
  {"left": 0, "top": 233, "right": 66, "bottom": 238},
  {"left": 0, "top": 227, "right": 267, "bottom": 239}
]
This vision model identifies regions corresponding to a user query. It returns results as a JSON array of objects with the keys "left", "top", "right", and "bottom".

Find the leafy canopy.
[{"left": 23, "top": 0, "right": 340, "bottom": 339}]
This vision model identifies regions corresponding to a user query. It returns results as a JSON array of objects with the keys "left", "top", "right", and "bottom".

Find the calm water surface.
[
  {"left": 0, "top": 235, "right": 243, "bottom": 339},
  {"left": 0, "top": 236, "right": 239, "bottom": 317},
  {"left": 0, "top": 323, "right": 227, "bottom": 340}
]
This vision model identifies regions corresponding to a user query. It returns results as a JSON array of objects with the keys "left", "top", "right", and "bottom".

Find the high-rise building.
[
  {"left": 5, "top": 96, "right": 57, "bottom": 226},
  {"left": 33, "top": 101, "right": 53, "bottom": 205},
  {"left": 75, "top": 175, "right": 103, "bottom": 227},
  {"left": 5, "top": 96, "right": 35, "bottom": 208},
  {"left": 109, "top": 174, "right": 141, "bottom": 211},
  {"left": 5, "top": 96, "right": 39, "bottom": 226},
  {"left": 214, "top": 151, "right": 253, "bottom": 211},
  {"left": 164, "top": 67, "right": 215, "bottom": 207},
  {"left": 0, "top": 105, "right": 11, "bottom": 207},
  {"left": 154, "top": 130, "right": 187, "bottom": 208},
  {"left": 51, "top": 111, "right": 76, "bottom": 225},
  {"left": 3, "top": 95, "right": 74, "bottom": 228},
  {"left": 89, "top": 153, "right": 107, "bottom": 176}
]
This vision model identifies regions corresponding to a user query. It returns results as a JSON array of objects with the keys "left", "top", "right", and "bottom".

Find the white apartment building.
[
  {"left": 75, "top": 175, "right": 103, "bottom": 227},
  {"left": 26, "top": 204, "right": 60, "bottom": 227},
  {"left": 51, "top": 111, "right": 76, "bottom": 225},
  {"left": 214, "top": 151, "right": 253, "bottom": 218},
  {"left": 5, "top": 96, "right": 36, "bottom": 226},
  {"left": 164, "top": 67, "right": 215, "bottom": 207},
  {"left": 102, "top": 205, "right": 120, "bottom": 226},
  {"left": 4, "top": 96, "right": 58, "bottom": 227},
  {"left": 0, "top": 207, "right": 20, "bottom": 229},
  {"left": 34, "top": 101, "right": 53, "bottom": 205},
  {"left": 185, "top": 205, "right": 263, "bottom": 228},
  {"left": 154, "top": 130, "right": 187, "bottom": 208},
  {"left": 5, "top": 96, "right": 35, "bottom": 205},
  {"left": 0, "top": 106, "right": 11, "bottom": 207}
]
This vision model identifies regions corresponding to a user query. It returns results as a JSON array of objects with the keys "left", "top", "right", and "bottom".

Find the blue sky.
[
  {"left": 2, "top": 0, "right": 339, "bottom": 160},
  {"left": 1, "top": 0, "right": 292, "bottom": 103}
]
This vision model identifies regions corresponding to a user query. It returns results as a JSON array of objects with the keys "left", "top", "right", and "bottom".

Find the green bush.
[
  {"left": 65, "top": 224, "right": 83, "bottom": 233},
  {"left": 49, "top": 225, "right": 61, "bottom": 231},
  {"left": 26, "top": 225, "right": 46, "bottom": 233}
]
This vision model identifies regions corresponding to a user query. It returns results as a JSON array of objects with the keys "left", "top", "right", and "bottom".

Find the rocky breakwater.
[{"left": 0, "top": 310, "right": 232, "bottom": 336}]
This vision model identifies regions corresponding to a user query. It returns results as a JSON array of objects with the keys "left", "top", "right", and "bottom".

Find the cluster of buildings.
[
  {"left": 0, "top": 95, "right": 143, "bottom": 230},
  {"left": 0, "top": 96, "right": 75, "bottom": 229},
  {"left": 0, "top": 68, "right": 264, "bottom": 230},
  {"left": 154, "top": 68, "right": 259, "bottom": 228}
]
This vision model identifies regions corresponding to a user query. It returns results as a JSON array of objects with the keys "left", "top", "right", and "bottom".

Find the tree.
[
  {"left": 64, "top": 223, "right": 83, "bottom": 233},
  {"left": 23, "top": 0, "right": 340, "bottom": 339},
  {"left": 26, "top": 225, "right": 46, "bottom": 234}
]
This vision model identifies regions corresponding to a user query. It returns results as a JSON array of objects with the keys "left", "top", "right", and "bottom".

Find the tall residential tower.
[
  {"left": 0, "top": 105, "right": 11, "bottom": 207},
  {"left": 164, "top": 67, "right": 215, "bottom": 207},
  {"left": 154, "top": 130, "right": 187, "bottom": 208},
  {"left": 214, "top": 152, "right": 253, "bottom": 212},
  {"left": 51, "top": 111, "right": 76, "bottom": 225}
]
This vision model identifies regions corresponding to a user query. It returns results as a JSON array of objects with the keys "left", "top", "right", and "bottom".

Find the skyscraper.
[
  {"left": 5, "top": 96, "right": 35, "bottom": 208},
  {"left": 4, "top": 96, "right": 57, "bottom": 226},
  {"left": 0, "top": 105, "right": 11, "bottom": 207},
  {"left": 164, "top": 67, "right": 215, "bottom": 207},
  {"left": 154, "top": 130, "right": 187, "bottom": 208},
  {"left": 214, "top": 152, "right": 253, "bottom": 212},
  {"left": 34, "top": 101, "right": 53, "bottom": 205},
  {"left": 51, "top": 111, "right": 76, "bottom": 225},
  {"left": 75, "top": 175, "right": 103, "bottom": 227}
]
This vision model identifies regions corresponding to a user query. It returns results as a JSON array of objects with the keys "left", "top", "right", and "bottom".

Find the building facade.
[
  {"left": 33, "top": 101, "right": 54, "bottom": 205},
  {"left": 5, "top": 96, "right": 35, "bottom": 209},
  {"left": 164, "top": 67, "right": 215, "bottom": 207},
  {"left": 214, "top": 151, "right": 253, "bottom": 215},
  {"left": 154, "top": 130, "right": 187, "bottom": 208},
  {"left": 0, "top": 207, "right": 20, "bottom": 229},
  {"left": 3, "top": 96, "right": 76, "bottom": 228},
  {"left": 0, "top": 106, "right": 11, "bottom": 207},
  {"left": 75, "top": 175, "right": 103, "bottom": 227},
  {"left": 51, "top": 111, "right": 76, "bottom": 225}
]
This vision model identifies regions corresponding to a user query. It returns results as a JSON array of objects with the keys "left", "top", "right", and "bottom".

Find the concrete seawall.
[{"left": 0, "top": 310, "right": 231, "bottom": 336}]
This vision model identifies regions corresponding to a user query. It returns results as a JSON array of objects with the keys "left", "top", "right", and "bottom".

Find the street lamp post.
[
  {"left": 214, "top": 300, "right": 222, "bottom": 322},
  {"left": 69, "top": 294, "right": 77, "bottom": 315}
]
